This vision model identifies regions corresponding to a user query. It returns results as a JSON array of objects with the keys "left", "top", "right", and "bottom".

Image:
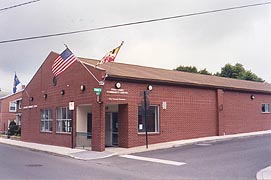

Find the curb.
[
  {"left": 107, "top": 130, "right": 271, "bottom": 155},
  {"left": 256, "top": 166, "right": 271, "bottom": 180}
]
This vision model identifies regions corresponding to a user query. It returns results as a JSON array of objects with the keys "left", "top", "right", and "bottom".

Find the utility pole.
[{"left": 144, "top": 90, "right": 148, "bottom": 149}]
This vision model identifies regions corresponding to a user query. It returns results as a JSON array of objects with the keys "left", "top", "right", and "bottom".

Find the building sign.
[
  {"left": 93, "top": 88, "right": 102, "bottom": 95},
  {"left": 106, "top": 88, "right": 128, "bottom": 95},
  {"left": 23, "top": 105, "right": 38, "bottom": 109},
  {"left": 107, "top": 88, "right": 128, "bottom": 101},
  {"left": 69, "top": 101, "right": 74, "bottom": 111}
]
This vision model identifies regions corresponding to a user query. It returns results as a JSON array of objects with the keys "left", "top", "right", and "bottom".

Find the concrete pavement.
[
  {"left": 0, "top": 137, "right": 115, "bottom": 160},
  {"left": 257, "top": 166, "right": 271, "bottom": 180},
  {"left": 0, "top": 130, "right": 271, "bottom": 179}
]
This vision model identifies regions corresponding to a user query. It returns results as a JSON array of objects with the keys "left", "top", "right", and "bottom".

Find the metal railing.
[{"left": 76, "top": 132, "right": 91, "bottom": 149}]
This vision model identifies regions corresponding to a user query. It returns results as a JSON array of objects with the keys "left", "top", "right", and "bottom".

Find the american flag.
[{"left": 52, "top": 48, "right": 78, "bottom": 77}]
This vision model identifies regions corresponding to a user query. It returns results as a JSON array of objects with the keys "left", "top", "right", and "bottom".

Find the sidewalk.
[
  {"left": 257, "top": 166, "right": 271, "bottom": 180},
  {"left": 0, "top": 130, "right": 270, "bottom": 161},
  {"left": 0, "top": 138, "right": 115, "bottom": 160}
]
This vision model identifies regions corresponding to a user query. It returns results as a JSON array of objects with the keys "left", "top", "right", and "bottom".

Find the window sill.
[
  {"left": 138, "top": 132, "right": 160, "bottom": 135},
  {"left": 261, "top": 112, "right": 270, "bottom": 114},
  {"left": 56, "top": 132, "right": 72, "bottom": 135},
  {"left": 40, "top": 131, "right": 52, "bottom": 134}
]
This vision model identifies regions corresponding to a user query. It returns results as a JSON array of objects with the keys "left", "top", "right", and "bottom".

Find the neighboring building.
[
  {"left": 21, "top": 52, "right": 271, "bottom": 151},
  {"left": 0, "top": 91, "right": 23, "bottom": 134}
]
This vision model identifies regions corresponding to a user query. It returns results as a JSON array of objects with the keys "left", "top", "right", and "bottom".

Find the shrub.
[{"left": 7, "top": 121, "right": 17, "bottom": 136}]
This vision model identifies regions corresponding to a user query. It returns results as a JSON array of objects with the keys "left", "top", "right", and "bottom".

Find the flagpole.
[
  {"left": 113, "top": 41, "right": 124, "bottom": 61},
  {"left": 77, "top": 59, "right": 101, "bottom": 84}
]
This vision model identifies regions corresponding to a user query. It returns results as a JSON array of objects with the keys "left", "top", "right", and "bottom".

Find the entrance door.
[{"left": 105, "top": 112, "right": 118, "bottom": 146}]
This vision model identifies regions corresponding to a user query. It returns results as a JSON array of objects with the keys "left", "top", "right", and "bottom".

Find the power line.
[
  {"left": 0, "top": 1, "right": 270, "bottom": 44},
  {"left": 0, "top": 0, "right": 41, "bottom": 12}
]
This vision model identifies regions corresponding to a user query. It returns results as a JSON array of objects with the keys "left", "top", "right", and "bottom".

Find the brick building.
[
  {"left": 0, "top": 91, "right": 23, "bottom": 134},
  {"left": 21, "top": 52, "right": 271, "bottom": 151}
]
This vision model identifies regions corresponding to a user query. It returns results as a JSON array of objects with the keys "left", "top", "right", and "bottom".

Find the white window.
[
  {"left": 138, "top": 105, "right": 159, "bottom": 133},
  {"left": 9, "top": 102, "right": 17, "bottom": 112},
  {"left": 56, "top": 107, "right": 72, "bottom": 133},
  {"left": 261, "top": 104, "right": 270, "bottom": 113},
  {"left": 40, "top": 109, "right": 52, "bottom": 132}
]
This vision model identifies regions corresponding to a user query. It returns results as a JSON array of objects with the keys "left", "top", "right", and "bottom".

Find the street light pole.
[{"left": 144, "top": 90, "right": 148, "bottom": 149}]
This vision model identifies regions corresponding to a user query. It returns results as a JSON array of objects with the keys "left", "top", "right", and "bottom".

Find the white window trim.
[
  {"left": 261, "top": 103, "right": 270, "bottom": 113},
  {"left": 40, "top": 109, "right": 52, "bottom": 132},
  {"left": 56, "top": 107, "right": 72, "bottom": 133},
  {"left": 9, "top": 101, "right": 17, "bottom": 112},
  {"left": 137, "top": 105, "right": 160, "bottom": 133}
]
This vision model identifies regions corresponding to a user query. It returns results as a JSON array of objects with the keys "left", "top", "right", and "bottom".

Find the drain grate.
[{"left": 25, "top": 164, "right": 43, "bottom": 167}]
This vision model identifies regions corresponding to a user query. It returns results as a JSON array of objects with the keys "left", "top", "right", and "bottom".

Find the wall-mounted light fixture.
[
  {"left": 80, "top": 85, "right": 86, "bottom": 91},
  {"left": 147, "top": 85, "right": 153, "bottom": 91},
  {"left": 115, "top": 82, "right": 121, "bottom": 89},
  {"left": 250, "top": 95, "right": 255, "bottom": 100},
  {"left": 60, "top": 90, "right": 65, "bottom": 95},
  {"left": 43, "top": 94, "right": 48, "bottom": 99},
  {"left": 29, "top": 97, "right": 34, "bottom": 101}
]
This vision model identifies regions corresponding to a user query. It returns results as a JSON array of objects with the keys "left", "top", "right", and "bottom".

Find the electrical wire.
[
  {"left": 0, "top": 0, "right": 41, "bottom": 12},
  {"left": 0, "top": 1, "right": 270, "bottom": 44}
]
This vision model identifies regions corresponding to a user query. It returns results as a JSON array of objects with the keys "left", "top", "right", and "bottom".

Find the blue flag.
[{"left": 13, "top": 73, "right": 20, "bottom": 93}]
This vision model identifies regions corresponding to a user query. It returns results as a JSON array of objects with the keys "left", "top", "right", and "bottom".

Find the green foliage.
[
  {"left": 217, "top": 63, "right": 264, "bottom": 82},
  {"left": 7, "top": 121, "right": 21, "bottom": 136},
  {"left": 198, "top": 68, "right": 212, "bottom": 75},
  {"left": 175, "top": 63, "right": 264, "bottom": 82},
  {"left": 175, "top": 65, "right": 198, "bottom": 73},
  {"left": 7, "top": 121, "right": 17, "bottom": 136},
  {"left": 175, "top": 65, "right": 212, "bottom": 75}
]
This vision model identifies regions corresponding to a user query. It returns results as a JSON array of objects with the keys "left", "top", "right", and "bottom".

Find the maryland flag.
[{"left": 97, "top": 41, "right": 124, "bottom": 66}]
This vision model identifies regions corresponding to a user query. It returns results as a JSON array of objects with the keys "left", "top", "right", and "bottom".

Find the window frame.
[
  {"left": 261, "top": 103, "right": 270, "bottom": 113},
  {"left": 40, "top": 109, "right": 53, "bottom": 132},
  {"left": 9, "top": 101, "right": 17, "bottom": 112},
  {"left": 137, "top": 105, "right": 160, "bottom": 134},
  {"left": 56, "top": 107, "right": 72, "bottom": 133}
]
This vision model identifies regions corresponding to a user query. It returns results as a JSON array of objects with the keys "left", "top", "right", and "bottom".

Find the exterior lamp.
[
  {"left": 43, "top": 94, "right": 48, "bottom": 99},
  {"left": 147, "top": 85, "right": 153, "bottom": 91},
  {"left": 115, "top": 82, "right": 121, "bottom": 89},
  {"left": 80, "top": 85, "right": 86, "bottom": 91},
  {"left": 60, "top": 90, "right": 65, "bottom": 95},
  {"left": 29, "top": 97, "right": 34, "bottom": 101},
  {"left": 250, "top": 95, "right": 255, "bottom": 100}
]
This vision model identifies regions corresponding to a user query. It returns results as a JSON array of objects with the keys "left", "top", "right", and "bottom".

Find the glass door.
[{"left": 105, "top": 112, "right": 119, "bottom": 146}]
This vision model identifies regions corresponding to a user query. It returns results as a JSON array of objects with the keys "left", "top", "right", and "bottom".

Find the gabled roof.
[{"left": 79, "top": 57, "right": 271, "bottom": 94}]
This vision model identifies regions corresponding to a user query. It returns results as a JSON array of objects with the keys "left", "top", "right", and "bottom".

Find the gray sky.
[{"left": 0, "top": 0, "right": 270, "bottom": 93}]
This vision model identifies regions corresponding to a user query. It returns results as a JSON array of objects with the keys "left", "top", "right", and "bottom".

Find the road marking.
[
  {"left": 196, "top": 143, "right": 212, "bottom": 146},
  {"left": 119, "top": 155, "right": 186, "bottom": 166}
]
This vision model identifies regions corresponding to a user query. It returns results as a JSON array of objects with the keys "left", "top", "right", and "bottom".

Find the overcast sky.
[{"left": 0, "top": 0, "right": 270, "bottom": 93}]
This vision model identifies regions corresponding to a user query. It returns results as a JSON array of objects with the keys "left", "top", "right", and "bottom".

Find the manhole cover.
[{"left": 25, "top": 164, "right": 43, "bottom": 167}]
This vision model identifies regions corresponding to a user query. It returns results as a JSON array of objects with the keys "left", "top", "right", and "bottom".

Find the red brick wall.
[
  {"left": 223, "top": 91, "right": 271, "bottom": 134},
  {"left": 21, "top": 52, "right": 271, "bottom": 151},
  {"left": 0, "top": 92, "right": 22, "bottom": 133},
  {"left": 103, "top": 81, "right": 218, "bottom": 148},
  {"left": 21, "top": 52, "right": 105, "bottom": 148}
]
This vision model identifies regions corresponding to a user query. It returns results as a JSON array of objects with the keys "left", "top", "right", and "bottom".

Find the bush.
[
  {"left": 7, "top": 121, "right": 17, "bottom": 136},
  {"left": 15, "top": 125, "right": 21, "bottom": 136}
]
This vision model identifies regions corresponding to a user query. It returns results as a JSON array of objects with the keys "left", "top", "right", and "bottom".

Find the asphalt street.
[{"left": 0, "top": 134, "right": 270, "bottom": 180}]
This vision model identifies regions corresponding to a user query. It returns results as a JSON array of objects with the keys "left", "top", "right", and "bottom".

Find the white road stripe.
[
  {"left": 119, "top": 155, "right": 186, "bottom": 166},
  {"left": 196, "top": 143, "right": 212, "bottom": 146}
]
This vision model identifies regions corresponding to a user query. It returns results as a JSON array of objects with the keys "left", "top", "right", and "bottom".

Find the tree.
[
  {"left": 175, "top": 63, "right": 264, "bottom": 82},
  {"left": 175, "top": 65, "right": 198, "bottom": 73},
  {"left": 175, "top": 65, "right": 212, "bottom": 75},
  {"left": 198, "top": 68, "right": 212, "bottom": 75},
  {"left": 216, "top": 63, "right": 264, "bottom": 82}
]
